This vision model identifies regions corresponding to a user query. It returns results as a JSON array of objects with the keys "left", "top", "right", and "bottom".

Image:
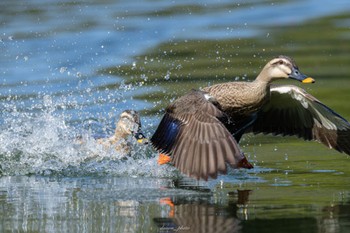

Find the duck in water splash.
[{"left": 97, "top": 110, "right": 148, "bottom": 154}]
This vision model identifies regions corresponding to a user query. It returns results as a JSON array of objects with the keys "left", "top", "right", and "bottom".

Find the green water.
[{"left": 101, "top": 12, "right": 350, "bottom": 117}]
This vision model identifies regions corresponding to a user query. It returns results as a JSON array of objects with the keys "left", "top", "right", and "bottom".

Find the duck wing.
[
  {"left": 151, "top": 89, "right": 252, "bottom": 180},
  {"left": 251, "top": 85, "right": 350, "bottom": 155}
]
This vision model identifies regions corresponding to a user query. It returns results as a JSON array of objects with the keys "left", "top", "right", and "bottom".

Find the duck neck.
[
  {"left": 114, "top": 122, "right": 130, "bottom": 139},
  {"left": 255, "top": 68, "right": 273, "bottom": 84},
  {"left": 248, "top": 70, "right": 272, "bottom": 108}
]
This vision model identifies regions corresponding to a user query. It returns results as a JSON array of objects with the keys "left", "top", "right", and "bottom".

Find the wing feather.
[
  {"left": 151, "top": 90, "right": 252, "bottom": 180},
  {"left": 252, "top": 85, "right": 350, "bottom": 155}
]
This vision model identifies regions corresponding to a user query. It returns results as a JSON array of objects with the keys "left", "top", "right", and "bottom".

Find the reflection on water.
[
  {"left": 1, "top": 176, "right": 349, "bottom": 232},
  {"left": 0, "top": 176, "right": 209, "bottom": 232},
  {"left": 154, "top": 190, "right": 250, "bottom": 233}
]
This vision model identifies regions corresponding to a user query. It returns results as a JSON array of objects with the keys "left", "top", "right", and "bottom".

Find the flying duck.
[{"left": 151, "top": 55, "right": 350, "bottom": 180}]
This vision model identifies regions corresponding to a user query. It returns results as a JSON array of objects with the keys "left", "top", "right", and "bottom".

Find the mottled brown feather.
[{"left": 151, "top": 90, "right": 249, "bottom": 180}]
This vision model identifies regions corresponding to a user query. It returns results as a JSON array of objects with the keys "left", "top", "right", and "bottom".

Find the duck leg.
[{"left": 232, "top": 114, "right": 258, "bottom": 142}]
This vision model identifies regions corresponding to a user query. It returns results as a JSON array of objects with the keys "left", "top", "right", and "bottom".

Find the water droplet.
[
  {"left": 43, "top": 95, "right": 53, "bottom": 108},
  {"left": 140, "top": 74, "right": 148, "bottom": 81},
  {"left": 131, "top": 62, "right": 137, "bottom": 70},
  {"left": 164, "top": 71, "right": 171, "bottom": 80},
  {"left": 60, "top": 67, "right": 67, "bottom": 73}
]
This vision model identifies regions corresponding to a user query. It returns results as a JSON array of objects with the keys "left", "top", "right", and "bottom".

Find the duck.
[
  {"left": 97, "top": 110, "right": 148, "bottom": 154},
  {"left": 151, "top": 55, "right": 350, "bottom": 180}
]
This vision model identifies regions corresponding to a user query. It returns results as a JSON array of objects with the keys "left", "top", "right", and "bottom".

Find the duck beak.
[
  {"left": 134, "top": 131, "right": 148, "bottom": 144},
  {"left": 289, "top": 66, "right": 315, "bottom": 83},
  {"left": 301, "top": 77, "right": 315, "bottom": 84}
]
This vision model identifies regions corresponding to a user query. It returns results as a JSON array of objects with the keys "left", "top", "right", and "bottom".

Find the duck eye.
[{"left": 279, "top": 60, "right": 284, "bottom": 65}]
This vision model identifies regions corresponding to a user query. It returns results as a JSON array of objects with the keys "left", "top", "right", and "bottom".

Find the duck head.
[
  {"left": 116, "top": 110, "right": 148, "bottom": 144},
  {"left": 258, "top": 55, "right": 315, "bottom": 83}
]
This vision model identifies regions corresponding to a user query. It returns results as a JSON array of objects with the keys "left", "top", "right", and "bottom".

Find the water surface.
[{"left": 1, "top": 0, "right": 350, "bottom": 232}]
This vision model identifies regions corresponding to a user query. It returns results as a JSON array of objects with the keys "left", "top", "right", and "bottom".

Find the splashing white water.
[{"left": 0, "top": 96, "right": 178, "bottom": 178}]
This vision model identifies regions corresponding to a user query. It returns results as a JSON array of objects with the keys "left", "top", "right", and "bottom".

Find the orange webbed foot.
[{"left": 158, "top": 153, "right": 171, "bottom": 165}]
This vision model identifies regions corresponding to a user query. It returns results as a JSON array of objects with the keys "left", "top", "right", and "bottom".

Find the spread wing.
[
  {"left": 251, "top": 85, "right": 350, "bottom": 155},
  {"left": 151, "top": 90, "right": 252, "bottom": 180}
]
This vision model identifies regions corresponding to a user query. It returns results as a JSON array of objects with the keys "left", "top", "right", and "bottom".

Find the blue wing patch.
[{"left": 151, "top": 114, "right": 182, "bottom": 154}]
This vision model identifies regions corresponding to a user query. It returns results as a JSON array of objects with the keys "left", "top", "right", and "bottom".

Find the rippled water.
[{"left": 1, "top": 0, "right": 350, "bottom": 232}]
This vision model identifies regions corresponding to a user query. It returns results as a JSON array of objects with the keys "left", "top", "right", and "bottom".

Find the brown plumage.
[
  {"left": 151, "top": 55, "right": 350, "bottom": 180},
  {"left": 97, "top": 110, "right": 147, "bottom": 153}
]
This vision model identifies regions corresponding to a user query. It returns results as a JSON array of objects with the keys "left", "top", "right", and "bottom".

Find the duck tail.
[{"left": 237, "top": 156, "right": 254, "bottom": 169}]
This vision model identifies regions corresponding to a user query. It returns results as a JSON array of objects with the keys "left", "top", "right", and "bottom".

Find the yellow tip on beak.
[
  {"left": 137, "top": 138, "right": 148, "bottom": 144},
  {"left": 302, "top": 77, "right": 315, "bottom": 84}
]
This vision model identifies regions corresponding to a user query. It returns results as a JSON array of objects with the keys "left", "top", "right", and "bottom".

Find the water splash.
[{"left": 0, "top": 96, "right": 178, "bottom": 179}]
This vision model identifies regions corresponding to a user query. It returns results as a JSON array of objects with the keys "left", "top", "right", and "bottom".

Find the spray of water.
[{"left": 0, "top": 95, "right": 178, "bottom": 178}]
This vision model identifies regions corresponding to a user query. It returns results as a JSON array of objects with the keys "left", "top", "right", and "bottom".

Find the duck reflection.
[
  {"left": 319, "top": 203, "right": 350, "bottom": 233},
  {"left": 154, "top": 189, "right": 251, "bottom": 233}
]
